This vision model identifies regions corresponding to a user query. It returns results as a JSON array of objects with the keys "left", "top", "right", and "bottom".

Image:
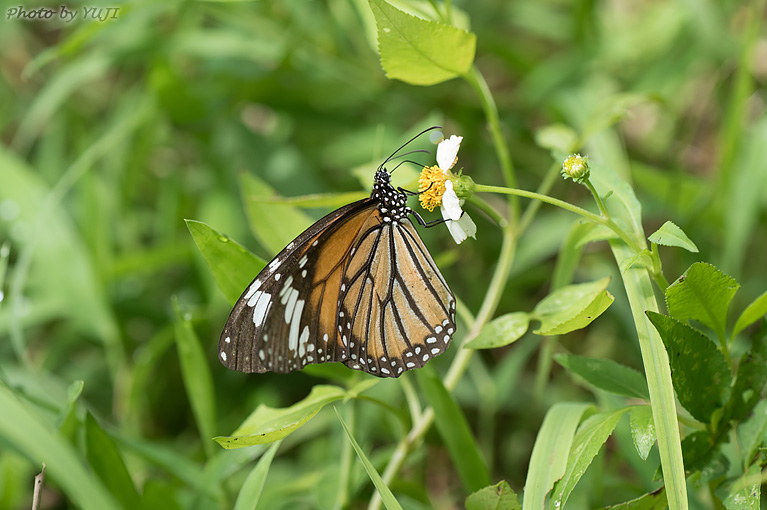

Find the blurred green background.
[{"left": 1, "top": 0, "right": 765, "bottom": 508}]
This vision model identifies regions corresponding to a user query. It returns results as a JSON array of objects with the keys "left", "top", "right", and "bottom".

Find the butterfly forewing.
[
  {"left": 220, "top": 166, "right": 456, "bottom": 378},
  {"left": 219, "top": 199, "right": 377, "bottom": 373}
]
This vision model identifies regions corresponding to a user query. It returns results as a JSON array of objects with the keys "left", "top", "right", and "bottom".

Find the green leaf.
[
  {"left": 681, "top": 430, "right": 728, "bottom": 481},
  {"left": 522, "top": 402, "right": 592, "bottom": 510},
  {"left": 215, "top": 385, "right": 349, "bottom": 448},
  {"left": 465, "top": 312, "right": 530, "bottom": 349},
  {"left": 574, "top": 223, "right": 619, "bottom": 249},
  {"left": 733, "top": 290, "right": 767, "bottom": 340},
  {"left": 718, "top": 463, "right": 761, "bottom": 510},
  {"left": 85, "top": 413, "right": 141, "bottom": 510},
  {"left": 369, "top": 0, "right": 476, "bottom": 85},
  {"left": 335, "top": 408, "right": 403, "bottom": 510},
  {"left": 647, "top": 312, "right": 731, "bottom": 424},
  {"left": 554, "top": 354, "right": 649, "bottom": 400},
  {"left": 630, "top": 405, "right": 656, "bottom": 461},
  {"left": 0, "top": 383, "right": 120, "bottom": 510},
  {"left": 728, "top": 331, "right": 767, "bottom": 422},
  {"left": 550, "top": 407, "right": 630, "bottom": 510},
  {"left": 185, "top": 220, "right": 266, "bottom": 304},
  {"left": 552, "top": 221, "right": 592, "bottom": 290},
  {"left": 736, "top": 399, "right": 767, "bottom": 466},
  {"left": 239, "top": 173, "right": 313, "bottom": 255},
  {"left": 665, "top": 262, "right": 740, "bottom": 341},
  {"left": 173, "top": 297, "right": 217, "bottom": 457},
  {"left": 465, "top": 480, "right": 521, "bottom": 510},
  {"left": 56, "top": 380, "right": 84, "bottom": 437},
  {"left": 233, "top": 442, "right": 281, "bottom": 510},
  {"left": 533, "top": 278, "right": 614, "bottom": 335},
  {"left": 618, "top": 249, "right": 653, "bottom": 273},
  {"left": 597, "top": 489, "right": 667, "bottom": 510},
  {"left": 534, "top": 124, "right": 579, "bottom": 154},
  {"left": 417, "top": 368, "right": 490, "bottom": 492},
  {"left": 648, "top": 221, "right": 699, "bottom": 253}
]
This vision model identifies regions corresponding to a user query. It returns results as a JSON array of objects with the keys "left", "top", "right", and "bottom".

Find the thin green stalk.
[
  {"left": 463, "top": 66, "right": 519, "bottom": 221},
  {"left": 474, "top": 183, "right": 644, "bottom": 254}
]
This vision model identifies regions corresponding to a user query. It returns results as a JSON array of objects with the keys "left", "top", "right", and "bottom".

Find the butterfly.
[{"left": 219, "top": 130, "right": 456, "bottom": 378}]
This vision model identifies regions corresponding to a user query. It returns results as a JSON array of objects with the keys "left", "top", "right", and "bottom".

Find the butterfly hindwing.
[{"left": 340, "top": 217, "right": 456, "bottom": 377}]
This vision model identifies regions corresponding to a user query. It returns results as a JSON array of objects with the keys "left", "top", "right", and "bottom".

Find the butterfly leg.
[{"left": 410, "top": 210, "right": 449, "bottom": 228}]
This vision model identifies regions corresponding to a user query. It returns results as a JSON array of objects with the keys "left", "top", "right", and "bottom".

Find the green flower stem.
[
  {"left": 463, "top": 66, "right": 519, "bottom": 221},
  {"left": 584, "top": 179, "right": 610, "bottom": 219},
  {"left": 467, "top": 195, "right": 508, "bottom": 228},
  {"left": 474, "top": 183, "right": 644, "bottom": 254}
]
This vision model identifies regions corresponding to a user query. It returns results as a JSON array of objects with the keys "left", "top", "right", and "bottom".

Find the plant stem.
[
  {"left": 474, "top": 183, "right": 644, "bottom": 254},
  {"left": 463, "top": 66, "right": 519, "bottom": 222},
  {"left": 518, "top": 162, "right": 561, "bottom": 236}
]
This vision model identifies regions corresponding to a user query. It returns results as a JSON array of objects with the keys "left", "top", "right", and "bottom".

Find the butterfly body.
[{"left": 220, "top": 169, "right": 456, "bottom": 378}]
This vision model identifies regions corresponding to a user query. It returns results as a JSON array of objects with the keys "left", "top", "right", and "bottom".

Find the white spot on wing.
[
  {"left": 252, "top": 292, "right": 271, "bottom": 326},
  {"left": 224, "top": 337, "right": 231, "bottom": 344},
  {"left": 284, "top": 288, "right": 299, "bottom": 323},
  {"left": 288, "top": 300, "right": 305, "bottom": 351},
  {"left": 299, "top": 254, "right": 308, "bottom": 268},
  {"left": 298, "top": 326, "right": 309, "bottom": 357},
  {"left": 244, "top": 279, "right": 262, "bottom": 301},
  {"left": 220, "top": 352, "right": 227, "bottom": 361}
]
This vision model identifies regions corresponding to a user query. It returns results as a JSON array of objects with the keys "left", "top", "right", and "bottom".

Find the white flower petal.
[
  {"left": 440, "top": 181, "right": 462, "bottom": 221},
  {"left": 436, "top": 135, "right": 463, "bottom": 171},
  {"left": 445, "top": 213, "right": 477, "bottom": 244}
]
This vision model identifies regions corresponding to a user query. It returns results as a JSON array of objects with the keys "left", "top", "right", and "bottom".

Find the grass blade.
[
  {"left": 233, "top": 442, "right": 281, "bottom": 510},
  {"left": 334, "top": 407, "right": 403, "bottom": 510}
]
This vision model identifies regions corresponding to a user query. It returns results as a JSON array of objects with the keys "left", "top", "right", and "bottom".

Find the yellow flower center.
[{"left": 418, "top": 165, "right": 447, "bottom": 212}]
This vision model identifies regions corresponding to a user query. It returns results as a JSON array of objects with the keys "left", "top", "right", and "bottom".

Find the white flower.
[{"left": 418, "top": 135, "right": 476, "bottom": 244}]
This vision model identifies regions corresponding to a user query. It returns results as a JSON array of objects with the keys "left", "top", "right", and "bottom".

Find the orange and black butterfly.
[{"left": 219, "top": 129, "right": 455, "bottom": 378}]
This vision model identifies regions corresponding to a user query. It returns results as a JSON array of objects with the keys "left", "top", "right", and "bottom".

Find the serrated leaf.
[
  {"left": 554, "top": 354, "right": 649, "bottom": 400},
  {"left": 630, "top": 405, "right": 656, "bottom": 461},
  {"left": 369, "top": 0, "right": 476, "bottom": 85},
  {"left": 534, "top": 278, "right": 614, "bottom": 335},
  {"left": 335, "top": 408, "right": 403, "bottom": 510},
  {"left": 648, "top": 221, "right": 699, "bottom": 253},
  {"left": 665, "top": 262, "right": 740, "bottom": 341},
  {"left": 186, "top": 220, "right": 265, "bottom": 304},
  {"left": 465, "top": 312, "right": 530, "bottom": 349},
  {"left": 465, "top": 480, "right": 521, "bottom": 510},
  {"left": 523, "top": 402, "right": 592, "bottom": 510},
  {"left": 215, "top": 385, "right": 348, "bottom": 448},
  {"left": 681, "top": 430, "right": 729, "bottom": 481},
  {"left": 418, "top": 368, "right": 490, "bottom": 493},
  {"left": 718, "top": 463, "right": 761, "bottom": 510},
  {"left": 534, "top": 124, "right": 579, "bottom": 154},
  {"left": 550, "top": 408, "right": 630, "bottom": 510},
  {"left": 647, "top": 312, "right": 731, "bottom": 424},
  {"left": 733, "top": 290, "right": 767, "bottom": 339}
]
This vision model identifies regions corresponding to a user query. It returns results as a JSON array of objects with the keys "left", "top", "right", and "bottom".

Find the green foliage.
[
  {"left": 465, "top": 481, "right": 520, "bottom": 510},
  {"left": 369, "top": 0, "right": 476, "bottom": 85},
  {"left": 1, "top": 0, "right": 765, "bottom": 508}
]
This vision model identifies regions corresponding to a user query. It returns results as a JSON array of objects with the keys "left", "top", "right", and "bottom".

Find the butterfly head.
[{"left": 372, "top": 169, "right": 410, "bottom": 223}]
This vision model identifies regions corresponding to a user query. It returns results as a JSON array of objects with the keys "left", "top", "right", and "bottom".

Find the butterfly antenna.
[
  {"left": 390, "top": 159, "right": 427, "bottom": 173},
  {"left": 379, "top": 126, "right": 442, "bottom": 172}
]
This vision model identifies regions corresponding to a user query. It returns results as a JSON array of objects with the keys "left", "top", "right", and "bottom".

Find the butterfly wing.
[
  {"left": 339, "top": 217, "right": 456, "bottom": 377},
  {"left": 219, "top": 198, "right": 379, "bottom": 373}
]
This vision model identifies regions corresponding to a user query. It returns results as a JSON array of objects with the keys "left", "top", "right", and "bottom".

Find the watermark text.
[{"left": 6, "top": 5, "right": 121, "bottom": 23}]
